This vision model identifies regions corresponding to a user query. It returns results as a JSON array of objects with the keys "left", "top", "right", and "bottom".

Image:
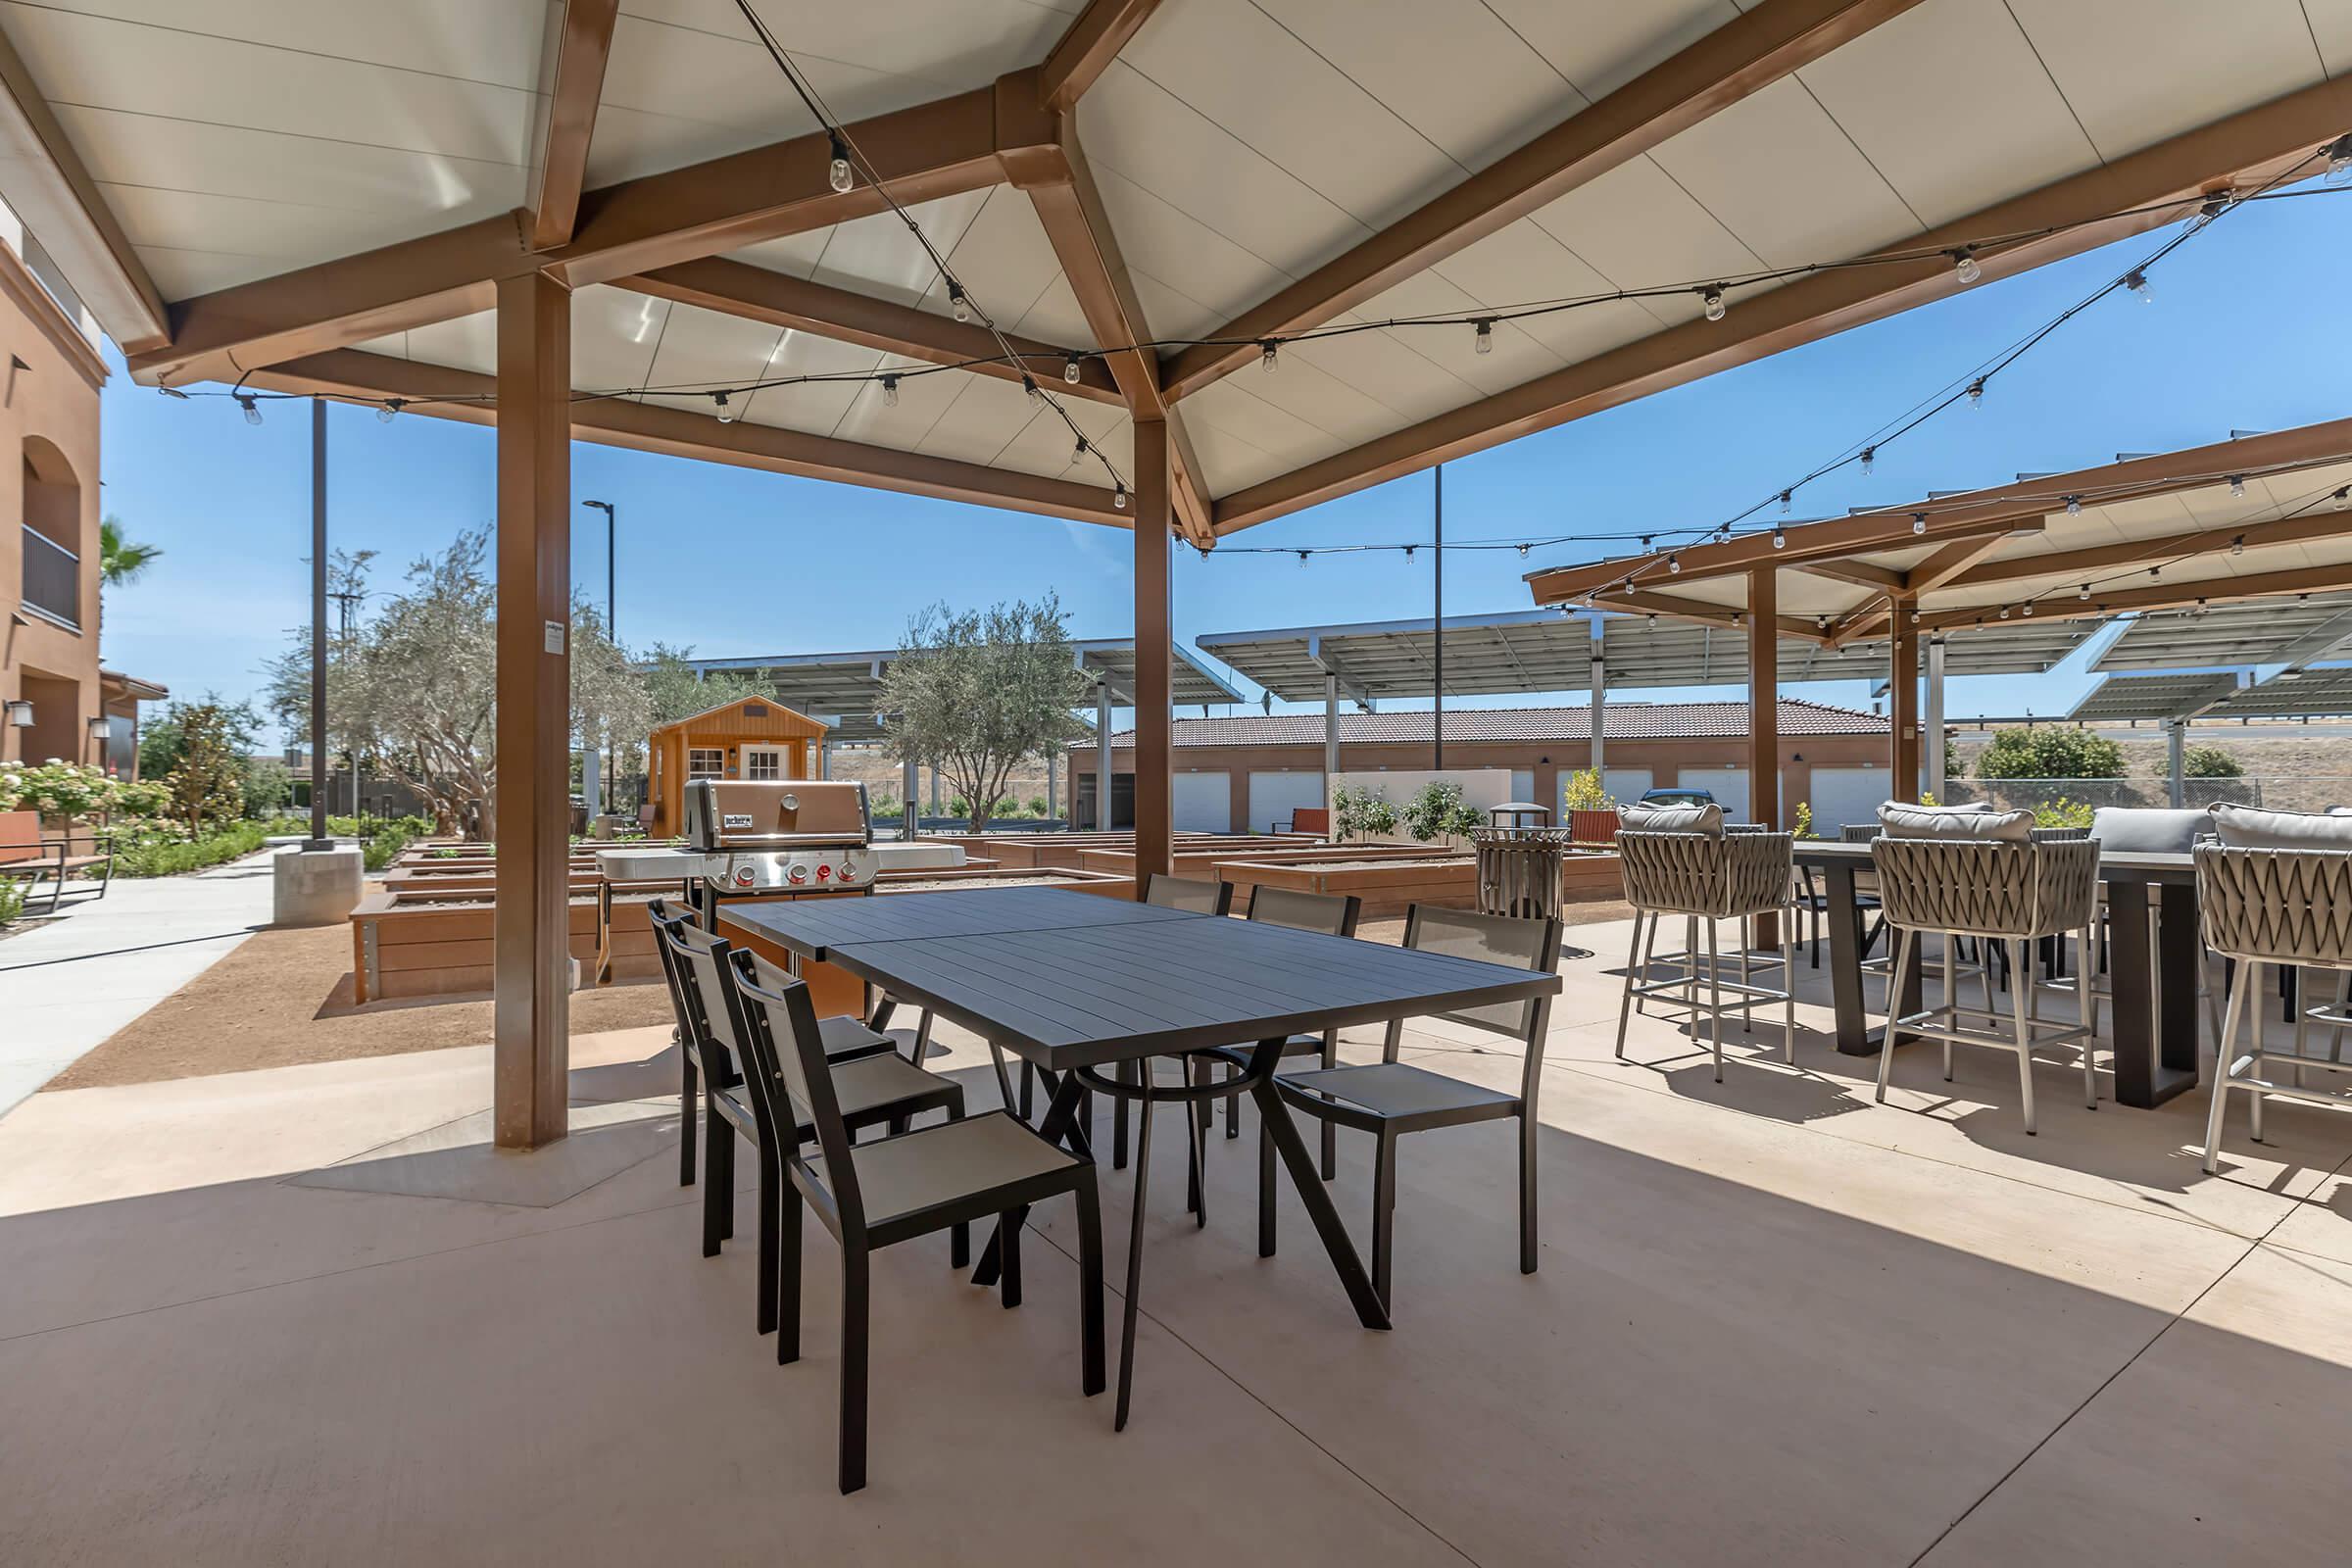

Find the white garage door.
[
  {"left": 1676, "top": 768, "right": 1750, "bottom": 821},
  {"left": 1172, "top": 770, "right": 1231, "bottom": 833},
  {"left": 1509, "top": 769, "right": 1536, "bottom": 805},
  {"left": 1807, "top": 766, "right": 1892, "bottom": 834},
  {"left": 1249, "top": 770, "right": 1324, "bottom": 833},
  {"left": 1596, "top": 768, "right": 1651, "bottom": 810}
]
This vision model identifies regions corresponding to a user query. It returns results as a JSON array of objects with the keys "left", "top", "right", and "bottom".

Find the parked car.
[{"left": 1638, "top": 787, "right": 1716, "bottom": 808}]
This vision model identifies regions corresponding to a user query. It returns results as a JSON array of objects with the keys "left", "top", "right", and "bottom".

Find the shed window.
[{"left": 688, "top": 748, "right": 724, "bottom": 779}]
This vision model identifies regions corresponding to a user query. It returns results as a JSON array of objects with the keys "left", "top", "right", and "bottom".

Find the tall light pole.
[{"left": 581, "top": 500, "right": 616, "bottom": 816}]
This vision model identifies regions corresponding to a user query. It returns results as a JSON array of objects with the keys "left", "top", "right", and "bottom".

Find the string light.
[
  {"left": 2330, "top": 133, "right": 2352, "bottom": 179},
  {"left": 375, "top": 398, "right": 402, "bottom": 423},
  {"left": 2229, "top": 474, "right": 2246, "bottom": 498},
  {"left": 948, "top": 282, "right": 971, "bottom": 323},
  {"left": 1952, "top": 246, "right": 1981, "bottom": 284},
  {"left": 1700, "top": 285, "right": 1726, "bottom": 322},
  {"left": 1859, "top": 446, "right": 1875, "bottom": 476},
  {"left": 1772, "top": 525, "right": 1787, "bottom": 550},
  {"left": 1912, "top": 513, "right": 1927, "bottom": 535},
  {"left": 1023, "top": 375, "right": 1040, "bottom": 405},
  {"left": 2065, "top": 495, "right": 2082, "bottom": 515},
  {"left": 880, "top": 374, "right": 900, "bottom": 408},
  {"left": 1402, "top": 544, "right": 1417, "bottom": 561},
  {"left": 1113, "top": 482, "right": 1127, "bottom": 511},
  {"left": 1258, "top": 339, "right": 1279, "bottom": 372},
  {"left": 2079, "top": 584, "right": 2090, "bottom": 600},
  {"left": 2336, "top": 487, "right": 2351, "bottom": 511},
  {"left": 1967, "top": 377, "right": 1986, "bottom": 408},
  {"left": 1998, "top": 605, "right": 2010, "bottom": 618},
  {"left": 2230, "top": 534, "right": 2244, "bottom": 556},
  {"left": 1473, "top": 318, "right": 1494, "bottom": 355},
  {"left": 1778, "top": 489, "right": 1792, "bottom": 514},
  {"left": 158, "top": 385, "right": 190, "bottom": 400},
  {"left": 1666, "top": 554, "right": 1682, "bottom": 574},
  {"left": 827, "top": 131, "right": 854, "bottom": 194},
  {"left": 2022, "top": 601, "right": 2034, "bottom": 616},
  {"left": 236, "top": 394, "right": 262, "bottom": 425},
  {"left": 1063, "top": 355, "right": 1083, "bottom": 384},
  {"left": 712, "top": 390, "right": 736, "bottom": 422},
  {"left": 2126, "top": 270, "right": 2152, "bottom": 302}
]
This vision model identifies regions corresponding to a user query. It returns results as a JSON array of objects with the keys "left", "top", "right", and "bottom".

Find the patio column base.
[{"left": 271, "top": 845, "right": 363, "bottom": 927}]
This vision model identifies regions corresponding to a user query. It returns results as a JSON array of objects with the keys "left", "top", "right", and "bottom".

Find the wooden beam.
[
  {"left": 1131, "top": 416, "right": 1174, "bottom": 890},
  {"left": 1793, "top": 558, "right": 1905, "bottom": 590},
  {"left": 1587, "top": 588, "right": 1829, "bottom": 644},
  {"left": 1039, "top": 0, "right": 1165, "bottom": 114},
  {"left": 246, "top": 349, "right": 1130, "bottom": 527},
  {"left": 612, "top": 257, "right": 1124, "bottom": 405},
  {"left": 130, "top": 83, "right": 1041, "bottom": 386},
  {"left": 1921, "top": 563, "right": 2352, "bottom": 633},
  {"left": 1908, "top": 528, "right": 2024, "bottom": 595},
  {"left": 1948, "top": 505, "right": 2352, "bottom": 589},
  {"left": 1222, "top": 78, "right": 2352, "bottom": 532},
  {"left": 524, "top": 0, "right": 619, "bottom": 250},
  {"left": 1530, "top": 417, "right": 2352, "bottom": 603},
  {"left": 492, "top": 270, "right": 571, "bottom": 1151},
  {"left": 1890, "top": 610, "right": 1920, "bottom": 801},
  {"left": 1162, "top": 0, "right": 1926, "bottom": 402},
  {"left": 0, "top": 21, "right": 168, "bottom": 351}
]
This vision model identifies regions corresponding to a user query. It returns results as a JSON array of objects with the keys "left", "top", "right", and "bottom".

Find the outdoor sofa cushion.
[
  {"left": 1878, "top": 801, "right": 2033, "bottom": 841},
  {"left": 2088, "top": 807, "right": 2211, "bottom": 854},
  {"left": 1620, "top": 802, "right": 1723, "bottom": 836},
  {"left": 2208, "top": 803, "right": 2352, "bottom": 849}
]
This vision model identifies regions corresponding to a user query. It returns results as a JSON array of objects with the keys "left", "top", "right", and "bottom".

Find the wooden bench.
[{"left": 0, "top": 808, "right": 116, "bottom": 914}]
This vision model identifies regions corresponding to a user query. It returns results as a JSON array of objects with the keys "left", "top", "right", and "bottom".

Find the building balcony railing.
[{"left": 21, "top": 523, "right": 79, "bottom": 630}]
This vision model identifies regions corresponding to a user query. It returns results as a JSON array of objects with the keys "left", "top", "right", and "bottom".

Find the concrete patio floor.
[{"left": 2, "top": 912, "right": 2348, "bottom": 1566}]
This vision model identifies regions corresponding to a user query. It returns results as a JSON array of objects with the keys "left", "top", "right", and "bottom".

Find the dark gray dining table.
[
  {"left": 736, "top": 887, "right": 1564, "bottom": 1331},
  {"left": 1789, "top": 841, "right": 2198, "bottom": 1108}
]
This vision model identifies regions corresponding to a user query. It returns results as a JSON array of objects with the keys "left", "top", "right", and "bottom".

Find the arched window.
[{"left": 19, "top": 435, "right": 81, "bottom": 628}]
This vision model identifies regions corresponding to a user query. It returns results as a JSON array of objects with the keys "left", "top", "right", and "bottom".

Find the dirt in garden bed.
[{"left": 43, "top": 922, "right": 673, "bottom": 1092}]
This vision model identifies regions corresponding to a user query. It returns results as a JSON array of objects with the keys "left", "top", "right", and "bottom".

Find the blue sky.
[{"left": 91, "top": 179, "right": 2352, "bottom": 744}]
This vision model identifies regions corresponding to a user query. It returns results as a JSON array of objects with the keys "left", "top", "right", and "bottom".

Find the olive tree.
[{"left": 880, "top": 595, "right": 1089, "bottom": 836}]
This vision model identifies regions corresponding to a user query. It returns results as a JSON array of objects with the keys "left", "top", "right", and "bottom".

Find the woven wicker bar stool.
[
  {"left": 1870, "top": 826, "right": 2099, "bottom": 1135},
  {"left": 2195, "top": 835, "right": 2352, "bottom": 1173},
  {"left": 1614, "top": 815, "right": 1795, "bottom": 1081}
]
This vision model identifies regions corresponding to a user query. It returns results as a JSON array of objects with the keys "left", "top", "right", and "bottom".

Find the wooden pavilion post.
[
  {"left": 1131, "top": 417, "right": 1173, "bottom": 891},
  {"left": 1747, "top": 566, "right": 1779, "bottom": 947},
  {"left": 493, "top": 270, "right": 572, "bottom": 1150},
  {"left": 1888, "top": 599, "right": 1921, "bottom": 804}
]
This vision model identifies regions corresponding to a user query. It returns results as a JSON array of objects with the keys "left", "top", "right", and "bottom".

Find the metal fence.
[
  {"left": 1937, "top": 775, "right": 2352, "bottom": 815},
  {"left": 21, "top": 524, "right": 77, "bottom": 628}
]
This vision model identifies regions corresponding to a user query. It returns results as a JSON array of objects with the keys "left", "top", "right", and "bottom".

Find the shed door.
[{"left": 742, "top": 745, "right": 790, "bottom": 781}]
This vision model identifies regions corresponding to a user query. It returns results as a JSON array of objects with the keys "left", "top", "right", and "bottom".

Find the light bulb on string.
[
  {"left": 2329, "top": 134, "right": 2352, "bottom": 178},
  {"left": 1952, "top": 246, "right": 1981, "bottom": 284},
  {"left": 2022, "top": 602, "right": 2034, "bottom": 616},
  {"left": 2079, "top": 584, "right": 2090, "bottom": 601},
  {"left": 949, "top": 283, "right": 971, "bottom": 323},
  {"left": 1772, "top": 526, "right": 1787, "bottom": 551},
  {"left": 1998, "top": 605, "right": 2010, "bottom": 618},
  {"left": 376, "top": 399, "right": 402, "bottom": 424},
  {"left": 880, "top": 375, "right": 901, "bottom": 408},
  {"left": 1259, "top": 340, "right": 1279, "bottom": 372},
  {"left": 2229, "top": 474, "right": 2246, "bottom": 499},
  {"left": 1860, "top": 446, "right": 1876, "bottom": 476},
  {"left": 2065, "top": 495, "right": 2082, "bottom": 515},
  {"left": 236, "top": 394, "right": 262, "bottom": 425},
  {"left": 2335, "top": 487, "right": 2351, "bottom": 511},
  {"left": 1063, "top": 355, "right": 1082, "bottom": 384},
  {"left": 1073, "top": 437, "right": 1090, "bottom": 466},
  {"left": 1700, "top": 285, "right": 1726, "bottom": 322},
  {"left": 1911, "top": 513, "right": 1927, "bottom": 535},
  {"left": 1023, "top": 375, "right": 1040, "bottom": 405},
  {"left": 712, "top": 390, "right": 735, "bottom": 422},
  {"left": 1516, "top": 543, "right": 1529, "bottom": 558},
  {"left": 2230, "top": 535, "right": 2244, "bottom": 557},
  {"left": 1666, "top": 554, "right": 1682, "bottom": 574},
  {"left": 1472, "top": 319, "right": 1494, "bottom": 356},
  {"left": 1967, "top": 378, "right": 1985, "bottom": 408},
  {"left": 1298, "top": 551, "right": 1310, "bottom": 568},
  {"left": 1113, "top": 483, "right": 1127, "bottom": 512},
  {"left": 827, "top": 131, "right": 854, "bottom": 195},
  {"left": 2126, "top": 270, "right": 2152, "bottom": 303},
  {"left": 1778, "top": 490, "right": 1792, "bottom": 515}
]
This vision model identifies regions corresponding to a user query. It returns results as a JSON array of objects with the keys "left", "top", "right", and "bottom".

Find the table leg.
[
  {"left": 1247, "top": 1039, "right": 1392, "bottom": 1331},
  {"left": 973, "top": 1063, "right": 1090, "bottom": 1289},
  {"left": 2104, "top": 881, "right": 2195, "bottom": 1108},
  {"left": 1822, "top": 861, "right": 1874, "bottom": 1055}
]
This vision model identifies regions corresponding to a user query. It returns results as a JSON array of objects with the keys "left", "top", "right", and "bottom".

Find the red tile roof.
[{"left": 1106, "top": 698, "right": 1886, "bottom": 749}]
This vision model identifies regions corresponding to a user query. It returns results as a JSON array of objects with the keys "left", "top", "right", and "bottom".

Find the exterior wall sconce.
[
  {"left": 87, "top": 715, "right": 114, "bottom": 741},
  {"left": 5, "top": 699, "right": 31, "bottom": 727}
]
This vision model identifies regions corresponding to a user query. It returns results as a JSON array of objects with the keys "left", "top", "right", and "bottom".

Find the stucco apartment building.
[
  {"left": 0, "top": 200, "right": 161, "bottom": 771},
  {"left": 1073, "top": 698, "right": 1894, "bottom": 834}
]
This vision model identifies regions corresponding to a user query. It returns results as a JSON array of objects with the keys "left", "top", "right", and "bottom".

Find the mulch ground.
[{"left": 43, "top": 922, "right": 672, "bottom": 1092}]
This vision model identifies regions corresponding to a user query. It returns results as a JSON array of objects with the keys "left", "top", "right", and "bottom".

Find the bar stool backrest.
[
  {"left": 1617, "top": 830, "right": 1793, "bottom": 919},
  {"left": 1245, "top": 884, "right": 1360, "bottom": 937},
  {"left": 2194, "top": 844, "right": 2352, "bottom": 968},
  {"left": 1146, "top": 873, "right": 1234, "bottom": 915},
  {"left": 1871, "top": 837, "right": 2097, "bottom": 939},
  {"left": 727, "top": 949, "right": 863, "bottom": 1232},
  {"left": 650, "top": 899, "right": 740, "bottom": 1089},
  {"left": 1838, "top": 823, "right": 1879, "bottom": 843}
]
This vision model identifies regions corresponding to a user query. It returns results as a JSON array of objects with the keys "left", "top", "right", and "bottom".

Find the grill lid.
[{"left": 682, "top": 779, "right": 871, "bottom": 850}]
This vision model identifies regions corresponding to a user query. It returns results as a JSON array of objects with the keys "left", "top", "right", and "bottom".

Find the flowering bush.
[{"left": 0, "top": 760, "right": 166, "bottom": 820}]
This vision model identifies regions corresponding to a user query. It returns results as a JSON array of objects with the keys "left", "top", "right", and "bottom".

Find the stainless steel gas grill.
[{"left": 679, "top": 778, "right": 880, "bottom": 895}]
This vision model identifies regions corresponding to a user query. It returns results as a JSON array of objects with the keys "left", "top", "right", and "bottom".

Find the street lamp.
[{"left": 581, "top": 499, "right": 617, "bottom": 817}]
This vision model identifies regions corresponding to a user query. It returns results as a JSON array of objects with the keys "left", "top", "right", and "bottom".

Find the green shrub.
[
  {"left": 1400, "top": 780, "right": 1481, "bottom": 843},
  {"left": 1559, "top": 767, "right": 1613, "bottom": 811},
  {"left": 2182, "top": 745, "right": 2242, "bottom": 779},
  {"left": 1331, "top": 783, "right": 1399, "bottom": 841},
  {"left": 1975, "top": 726, "right": 2124, "bottom": 781},
  {"left": 0, "top": 875, "right": 25, "bottom": 926},
  {"left": 2033, "top": 797, "right": 2095, "bottom": 830},
  {"left": 115, "top": 819, "right": 271, "bottom": 877},
  {"left": 1793, "top": 802, "right": 1817, "bottom": 841}
]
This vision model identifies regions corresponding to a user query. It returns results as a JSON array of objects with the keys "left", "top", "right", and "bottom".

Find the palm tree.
[{"left": 98, "top": 515, "right": 161, "bottom": 587}]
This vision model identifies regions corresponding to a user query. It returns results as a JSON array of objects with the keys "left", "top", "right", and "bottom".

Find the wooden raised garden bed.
[{"left": 350, "top": 888, "right": 660, "bottom": 1004}]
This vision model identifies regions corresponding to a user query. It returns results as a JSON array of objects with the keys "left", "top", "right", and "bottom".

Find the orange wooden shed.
[{"left": 645, "top": 695, "right": 829, "bottom": 838}]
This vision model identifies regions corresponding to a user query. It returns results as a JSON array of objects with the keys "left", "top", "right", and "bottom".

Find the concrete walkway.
[{"left": 0, "top": 852, "right": 276, "bottom": 1118}]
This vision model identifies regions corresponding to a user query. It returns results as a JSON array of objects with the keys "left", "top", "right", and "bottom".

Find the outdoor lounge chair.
[
  {"left": 727, "top": 949, "right": 1104, "bottom": 1494},
  {"left": 1614, "top": 806, "right": 1797, "bottom": 1080},
  {"left": 1870, "top": 806, "right": 2099, "bottom": 1135},
  {"left": 1259, "top": 906, "right": 1563, "bottom": 1312},
  {"left": 2196, "top": 806, "right": 2352, "bottom": 1172}
]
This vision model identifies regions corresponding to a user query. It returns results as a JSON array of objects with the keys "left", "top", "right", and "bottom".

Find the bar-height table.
[
  {"left": 1790, "top": 841, "right": 2200, "bottom": 1108},
  {"left": 801, "top": 901, "right": 1563, "bottom": 1332}
]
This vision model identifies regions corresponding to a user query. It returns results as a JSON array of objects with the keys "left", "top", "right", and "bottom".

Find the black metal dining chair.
[
  {"left": 1219, "top": 886, "right": 1363, "bottom": 1173},
  {"left": 653, "top": 905, "right": 964, "bottom": 1340},
  {"left": 650, "top": 897, "right": 896, "bottom": 1196},
  {"left": 1108, "top": 873, "right": 1239, "bottom": 1173},
  {"left": 1258, "top": 906, "right": 1564, "bottom": 1311},
  {"left": 726, "top": 949, "right": 1105, "bottom": 1494}
]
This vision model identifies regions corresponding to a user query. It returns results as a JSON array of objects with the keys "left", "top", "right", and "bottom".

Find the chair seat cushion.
[
  {"left": 2208, "top": 802, "right": 2352, "bottom": 849},
  {"left": 1879, "top": 802, "right": 2032, "bottom": 841},
  {"left": 817, "top": 1013, "right": 892, "bottom": 1061},
  {"left": 828, "top": 1052, "right": 956, "bottom": 1120},
  {"left": 1276, "top": 1061, "right": 1518, "bottom": 1122},
  {"left": 827, "top": 1111, "right": 1080, "bottom": 1227}
]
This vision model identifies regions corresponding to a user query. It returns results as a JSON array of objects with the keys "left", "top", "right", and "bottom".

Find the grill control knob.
[
  {"left": 732, "top": 866, "right": 755, "bottom": 888},
  {"left": 815, "top": 863, "right": 833, "bottom": 881},
  {"left": 788, "top": 864, "right": 808, "bottom": 885}
]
